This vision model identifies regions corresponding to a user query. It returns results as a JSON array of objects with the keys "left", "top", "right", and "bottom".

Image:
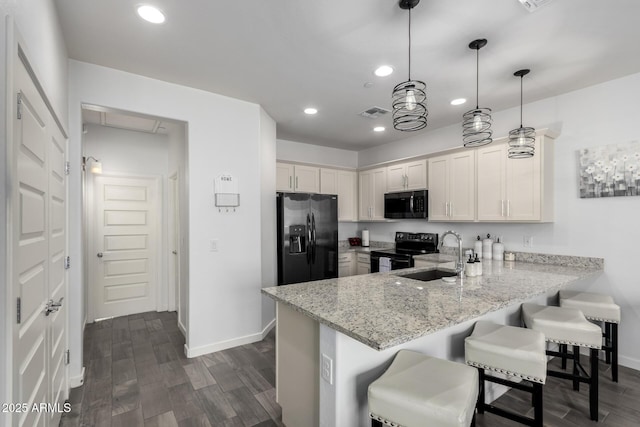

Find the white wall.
[
  {"left": 1, "top": 1, "right": 68, "bottom": 419},
  {"left": 68, "top": 60, "right": 277, "bottom": 373},
  {"left": 358, "top": 73, "right": 640, "bottom": 368},
  {"left": 277, "top": 138, "right": 358, "bottom": 169},
  {"left": 260, "top": 108, "right": 277, "bottom": 328}
]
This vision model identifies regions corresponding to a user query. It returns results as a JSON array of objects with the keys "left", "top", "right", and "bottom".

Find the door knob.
[
  {"left": 45, "top": 297, "right": 64, "bottom": 316},
  {"left": 97, "top": 252, "right": 103, "bottom": 258}
]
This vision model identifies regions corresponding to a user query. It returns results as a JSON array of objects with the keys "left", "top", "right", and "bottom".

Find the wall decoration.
[{"left": 578, "top": 141, "right": 640, "bottom": 198}]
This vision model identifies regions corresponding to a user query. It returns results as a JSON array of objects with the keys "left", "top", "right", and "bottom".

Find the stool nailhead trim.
[
  {"left": 369, "top": 413, "right": 403, "bottom": 427},
  {"left": 546, "top": 337, "right": 601, "bottom": 349},
  {"left": 466, "top": 360, "right": 545, "bottom": 384},
  {"left": 585, "top": 316, "right": 619, "bottom": 324}
]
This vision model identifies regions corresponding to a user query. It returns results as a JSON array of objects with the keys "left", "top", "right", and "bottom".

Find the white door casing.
[
  {"left": 11, "top": 50, "right": 68, "bottom": 427},
  {"left": 91, "top": 175, "right": 160, "bottom": 320}
]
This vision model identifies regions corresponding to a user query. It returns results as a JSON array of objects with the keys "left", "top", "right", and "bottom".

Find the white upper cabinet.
[
  {"left": 386, "top": 159, "right": 427, "bottom": 192},
  {"left": 428, "top": 151, "right": 476, "bottom": 221},
  {"left": 276, "top": 162, "right": 320, "bottom": 193},
  {"left": 321, "top": 168, "right": 358, "bottom": 221},
  {"left": 359, "top": 167, "right": 387, "bottom": 220},
  {"left": 477, "top": 134, "right": 554, "bottom": 222}
]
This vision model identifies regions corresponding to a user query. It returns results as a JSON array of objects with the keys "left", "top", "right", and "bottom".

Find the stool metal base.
[{"left": 476, "top": 368, "right": 543, "bottom": 427}]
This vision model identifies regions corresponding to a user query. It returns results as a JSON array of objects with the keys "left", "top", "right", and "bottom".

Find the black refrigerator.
[{"left": 277, "top": 192, "right": 338, "bottom": 285}]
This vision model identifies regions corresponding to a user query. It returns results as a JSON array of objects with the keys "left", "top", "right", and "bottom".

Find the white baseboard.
[
  {"left": 184, "top": 319, "right": 276, "bottom": 358},
  {"left": 69, "top": 367, "right": 85, "bottom": 388},
  {"left": 620, "top": 355, "right": 640, "bottom": 371},
  {"left": 178, "top": 319, "right": 186, "bottom": 336}
]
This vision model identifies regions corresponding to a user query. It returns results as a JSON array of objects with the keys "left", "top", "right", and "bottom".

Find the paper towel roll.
[{"left": 362, "top": 229, "right": 370, "bottom": 247}]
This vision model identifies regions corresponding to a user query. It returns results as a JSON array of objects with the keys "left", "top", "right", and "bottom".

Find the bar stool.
[
  {"left": 368, "top": 350, "right": 478, "bottom": 427},
  {"left": 465, "top": 321, "right": 547, "bottom": 427},
  {"left": 522, "top": 303, "right": 602, "bottom": 421},
  {"left": 559, "top": 290, "right": 620, "bottom": 382}
]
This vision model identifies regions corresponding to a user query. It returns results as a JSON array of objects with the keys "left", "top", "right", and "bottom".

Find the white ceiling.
[{"left": 55, "top": 0, "right": 640, "bottom": 151}]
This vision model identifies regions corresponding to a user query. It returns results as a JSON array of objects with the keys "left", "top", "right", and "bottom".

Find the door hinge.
[
  {"left": 17, "top": 92, "right": 23, "bottom": 120},
  {"left": 65, "top": 350, "right": 70, "bottom": 365},
  {"left": 65, "top": 256, "right": 71, "bottom": 270},
  {"left": 17, "top": 297, "right": 21, "bottom": 324},
  {"left": 65, "top": 161, "right": 70, "bottom": 175}
]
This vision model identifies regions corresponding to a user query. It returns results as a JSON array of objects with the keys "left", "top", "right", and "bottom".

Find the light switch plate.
[
  {"left": 210, "top": 239, "right": 219, "bottom": 252},
  {"left": 523, "top": 236, "right": 533, "bottom": 248}
]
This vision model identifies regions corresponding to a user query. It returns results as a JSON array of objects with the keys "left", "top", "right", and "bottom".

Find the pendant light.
[
  {"left": 508, "top": 69, "right": 536, "bottom": 158},
  {"left": 392, "top": 0, "right": 427, "bottom": 132},
  {"left": 462, "top": 39, "right": 492, "bottom": 147}
]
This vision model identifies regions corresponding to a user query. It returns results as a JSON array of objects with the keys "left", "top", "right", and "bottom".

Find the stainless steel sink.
[{"left": 394, "top": 269, "right": 457, "bottom": 282}]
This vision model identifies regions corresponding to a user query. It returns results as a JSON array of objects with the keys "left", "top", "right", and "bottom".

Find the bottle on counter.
[
  {"left": 474, "top": 235, "right": 483, "bottom": 259},
  {"left": 474, "top": 253, "right": 482, "bottom": 276},
  {"left": 482, "top": 234, "right": 493, "bottom": 260},
  {"left": 465, "top": 254, "right": 476, "bottom": 277},
  {"left": 492, "top": 237, "right": 504, "bottom": 261}
]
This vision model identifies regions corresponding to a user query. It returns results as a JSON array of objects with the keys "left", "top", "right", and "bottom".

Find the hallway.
[{"left": 60, "top": 312, "right": 281, "bottom": 427}]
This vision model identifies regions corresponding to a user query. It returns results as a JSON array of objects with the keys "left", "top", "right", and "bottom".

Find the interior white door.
[
  {"left": 12, "top": 52, "right": 68, "bottom": 427},
  {"left": 92, "top": 175, "right": 159, "bottom": 319}
]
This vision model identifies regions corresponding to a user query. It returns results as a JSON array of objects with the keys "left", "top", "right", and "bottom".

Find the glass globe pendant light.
[
  {"left": 462, "top": 39, "right": 492, "bottom": 147},
  {"left": 508, "top": 69, "right": 536, "bottom": 158},
  {"left": 392, "top": 0, "right": 427, "bottom": 132}
]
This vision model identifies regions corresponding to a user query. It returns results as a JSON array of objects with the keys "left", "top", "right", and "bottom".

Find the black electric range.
[{"left": 370, "top": 232, "right": 439, "bottom": 272}]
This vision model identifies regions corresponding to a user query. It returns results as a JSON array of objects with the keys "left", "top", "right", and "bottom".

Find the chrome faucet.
[{"left": 440, "top": 230, "right": 464, "bottom": 278}]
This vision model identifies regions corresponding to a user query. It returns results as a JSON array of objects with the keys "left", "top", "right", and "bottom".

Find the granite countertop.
[{"left": 262, "top": 256, "right": 603, "bottom": 351}]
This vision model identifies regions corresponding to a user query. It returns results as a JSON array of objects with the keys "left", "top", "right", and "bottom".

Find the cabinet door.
[
  {"left": 358, "top": 171, "right": 372, "bottom": 220},
  {"left": 276, "top": 163, "right": 294, "bottom": 192},
  {"left": 337, "top": 170, "right": 357, "bottom": 221},
  {"left": 338, "top": 252, "right": 354, "bottom": 277},
  {"left": 356, "top": 254, "right": 370, "bottom": 275},
  {"left": 427, "top": 156, "right": 449, "bottom": 221},
  {"left": 449, "top": 151, "right": 476, "bottom": 221},
  {"left": 295, "top": 165, "right": 320, "bottom": 193},
  {"left": 370, "top": 168, "right": 387, "bottom": 220},
  {"left": 477, "top": 145, "right": 507, "bottom": 221},
  {"left": 386, "top": 164, "right": 407, "bottom": 192},
  {"left": 506, "top": 138, "right": 541, "bottom": 221},
  {"left": 320, "top": 168, "right": 338, "bottom": 194},
  {"left": 405, "top": 159, "right": 427, "bottom": 190}
]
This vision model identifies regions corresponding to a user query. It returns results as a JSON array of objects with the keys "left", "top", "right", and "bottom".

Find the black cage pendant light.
[
  {"left": 462, "top": 39, "right": 492, "bottom": 147},
  {"left": 508, "top": 69, "right": 536, "bottom": 158},
  {"left": 392, "top": 0, "right": 427, "bottom": 132}
]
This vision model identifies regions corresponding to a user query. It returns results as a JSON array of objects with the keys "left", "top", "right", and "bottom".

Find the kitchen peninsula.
[{"left": 262, "top": 254, "right": 603, "bottom": 427}]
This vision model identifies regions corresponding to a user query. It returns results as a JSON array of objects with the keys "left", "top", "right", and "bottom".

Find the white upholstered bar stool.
[
  {"left": 465, "top": 321, "right": 547, "bottom": 427},
  {"left": 368, "top": 350, "right": 478, "bottom": 427},
  {"left": 559, "top": 290, "right": 620, "bottom": 382},
  {"left": 522, "top": 303, "right": 603, "bottom": 421}
]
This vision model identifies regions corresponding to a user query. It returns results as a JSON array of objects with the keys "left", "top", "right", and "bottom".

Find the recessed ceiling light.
[
  {"left": 304, "top": 108, "right": 318, "bottom": 115},
  {"left": 137, "top": 5, "right": 166, "bottom": 24},
  {"left": 373, "top": 126, "right": 385, "bottom": 132},
  {"left": 374, "top": 65, "right": 394, "bottom": 77},
  {"left": 450, "top": 98, "right": 467, "bottom": 106}
]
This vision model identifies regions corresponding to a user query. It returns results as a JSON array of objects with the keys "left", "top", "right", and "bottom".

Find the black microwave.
[{"left": 384, "top": 190, "right": 428, "bottom": 219}]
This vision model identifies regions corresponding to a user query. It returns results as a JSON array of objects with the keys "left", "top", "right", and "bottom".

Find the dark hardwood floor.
[
  {"left": 61, "top": 312, "right": 640, "bottom": 426},
  {"left": 60, "top": 311, "right": 281, "bottom": 427}
]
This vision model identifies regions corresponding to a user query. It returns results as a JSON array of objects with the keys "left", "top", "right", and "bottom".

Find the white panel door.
[
  {"left": 336, "top": 170, "right": 357, "bottom": 221},
  {"left": 92, "top": 175, "right": 159, "bottom": 319},
  {"left": 507, "top": 137, "right": 542, "bottom": 221},
  {"left": 12, "top": 54, "right": 68, "bottom": 427},
  {"left": 428, "top": 156, "right": 449, "bottom": 220},
  {"left": 449, "top": 151, "right": 476, "bottom": 221},
  {"left": 405, "top": 159, "right": 427, "bottom": 190},
  {"left": 477, "top": 144, "right": 507, "bottom": 221},
  {"left": 276, "top": 162, "right": 294, "bottom": 192},
  {"left": 386, "top": 164, "right": 406, "bottom": 192}
]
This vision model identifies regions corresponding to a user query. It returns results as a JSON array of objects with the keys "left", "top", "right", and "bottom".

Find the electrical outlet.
[
  {"left": 523, "top": 236, "right": 533, "bottom": 248},
  {"left": 210, "top": 239, "right": 219, "bottom": 252},
  {"left": 321, "top": 354, "right": 333, "bottom": 385}
]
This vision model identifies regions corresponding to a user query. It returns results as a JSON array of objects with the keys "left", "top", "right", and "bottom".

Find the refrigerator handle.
[
  {"left": 311, "top": 213, "right": 317, "bottom": 263},
  {"left": 306, "top": 213, "right": 312, "bottom": 264}
]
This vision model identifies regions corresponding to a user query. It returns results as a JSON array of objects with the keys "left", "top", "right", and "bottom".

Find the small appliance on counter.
[{"left": 370, "top": 232, "right": 438, "bottom": 272}]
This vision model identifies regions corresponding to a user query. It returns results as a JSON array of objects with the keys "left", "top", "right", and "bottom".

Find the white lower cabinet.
[
  {"left": 356, "top": 253, "right": 370, "bottom": 275},
  {"left": 428, "top": 151, "right": 476, "bottom": 221},
  {"left": 477, "top": 134, "right": 554, "bottom": 222},
  {"left": 338, "top": 252, "right": 355, "bottom": 277}
]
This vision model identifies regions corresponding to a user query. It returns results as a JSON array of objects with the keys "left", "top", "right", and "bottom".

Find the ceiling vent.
[
  {"left": 518, "top": 0, "right": 553, "bottom": 12},
  {"left": 359, "top": 106, "right": 391, "bottom": 119}
]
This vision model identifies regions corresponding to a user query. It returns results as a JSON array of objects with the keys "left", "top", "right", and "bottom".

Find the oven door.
[{"left": 370, "top": 253, "right": 413, "bottom": 272}]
